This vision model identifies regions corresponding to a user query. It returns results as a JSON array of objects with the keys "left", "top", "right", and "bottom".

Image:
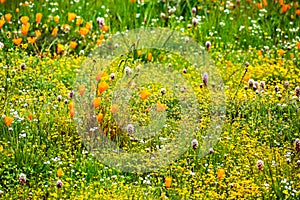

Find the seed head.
[
  {"left": 96, "top": 17, "right": 105, "bottom": 27},
  {"left": 125, "top": 66, "right": 132, "bottom": 76},
  {"left": 192, "top": 7, "right": 197, "bottom": 14},
  {"left": 260, "top": 81, "right": 265, "bottom": 90},
  {"left": 110, "top": 73, "right": 115, "bottom": 80},
  {"left": 69, "top": 90, "right": 74, "bottom": 98},
  {"left": 56, "top": 180, "right": 63, "bottom": 188},
  {"left": 191, "top": 139, "right": 198, "bottom": 150},
  {"left": 248, "top": 79, "right": 254, "bottom": 88},
  {"left": 126, "top": 124, "right": 134, "bottom": 134},
  {"left": 256, "top": 159, "right": 264, "bottom": 171},
  {"left": 202, "top": 72, "right": 208, "bottom": 86},
  {"left": 19, "top": 173, "right": 26, "bottom": 185},
  {"left": 284, "top": 81, "right": 289, "bottom": 88},
  {"left": 20, "top": 63, "right": 26, "bottom": 70},
  {"left": 57, "top": 95, "right": 62, "bottom": 102},
  {"left": 205, "top": 41, "right": 211, "bottom": 50}
]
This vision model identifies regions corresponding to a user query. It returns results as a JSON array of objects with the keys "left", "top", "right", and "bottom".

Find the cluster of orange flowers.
[
  {"left": 0, "top": 9, "right": 109, "bottom": 52},
  {"left": 255, "top": 0, "right": 300, "bottom": 15}
]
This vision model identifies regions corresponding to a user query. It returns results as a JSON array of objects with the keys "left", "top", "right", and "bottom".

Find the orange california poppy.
[
  {"left": 27, "top": 36, "right": 37, "bottom": 44},
  {"left": 51, "top": 27, "right": 58, "bottom": 36},
  {"left": 217, "top": 168, "right": 225, "bottom": 179},
  {"left": 102, "top": 25, "right": 109, "bottom": 32},
  {"left": 20, "top": 16, "right": 29, "bottom": 24},
  {"left": 0, "top": 19, "right": 5, "bottom": 29},
  {"left": 165, "top": 177, "right": 172, "bottom": 188},
  {"left": 70, "top": 41, "right": 78, "bottom": 49},
  {"left": 93, "top": 98, "right": 101, "bottom": 108},
  {"left": 57, "top": 44, "right": 64, "bottom": 54},
  {"left": 68, "top": 12, "right": 76, "bottom": 22},
  {"left": 76, "top": 18, "right": 83, "bottom": 26},
  {"left": 4, "top": 116, "right": 14, "bottom": 126},
  {"left": 12, "top": 38, "right": 22, "bottom": 46},
  {"left": 140, "top": 90, "right": 151, "bottom": 100},
  {"left": 5, "top": 13, "right": 12, "bottom": 22},
  {"left": 57, "top": 168, "right": 63, "bottom": 177},
  {"left": 98, "top": 82, "right": 109, "bottom": 95},
  {"left": 156, "top": 101, "right": 167, "bottom": 112},
  {"left": 36, "top": 13, "right": 42, "bottom": 24},
  {"left": 79, "top": 27, "right": 89, "bottom": 37},
  {"left": 54, "top": 15, "right": 60, "bottom": 24},
  {"left": 97, "top": 112, "right": 103, "bottom": 122}
]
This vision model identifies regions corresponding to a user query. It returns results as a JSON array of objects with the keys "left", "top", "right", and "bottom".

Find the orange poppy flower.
[
  {"left": 68, "top": 12, "right": 76, "bottom": 22},
  {"left": 282, "top": 4, "right": 290, "bottom": 13},
  {"left": 296, "top": 10, "right": 300, "bottom": 16},
  {"left": 0, "top": 19, "right": 5, "bottom": 28},
  {"left": 28, "top": 113, "right": 33, "bottom": 121},
  {"left": 140, "top": 90, "right": 151, "bottom": 100},
  {"left": 12, "top": 38, "right": 22, "bottom": 46},
  {"left": 57, "top": 168, "right": 63, "bottom": 177},
  {"left": 93, "top": 98, "right": 101, "bottom": 108},
  {"left": 54, "top": 15, "right": 60, "bottom": 24},
  {"left": 36, "top": 13, "right": 42, "bottom": 24},
  {"left": 156, "top": 101, "right": 167, "bottom": 112},
  {"left": 79, "top": 85, "right": 85, "bottom": 96},
  {"left": 27, "top": 36, "right": 37, "bottom": 44},
  {"left": 69, "top": 102, "right": 74, "bottom": 110},
  {"left": 165, "top": 177, "right": 172, "bottom": 188},
  {"left": 85, "top": 22, "right": 93, "bottom": 30},
  {"left": 137, "top": 50, "right": 142, "bottom": 56},
  {"left": 147, "top": 52, "right": 153, "bottom": 61},
  {"left": 79, "top": 27, "right": 89, "bottom": 37},
  {"left": 70, "top": 41, "right": 78, "bottom": 49},
  {"left": 35, "top": 30, "right": 42, "bottom": 37},
  {"left": 4, "top": 116, "right": 14, "bottom": 126},
  {"left": 279, "top": 0, "right": 284, "bottom": 6},
  {"left": 76, "top": 18, "right": 83, "bottom": 26},
  {"left": 257, "top": 3, "right": 263, "bottom": 9},
  {"left": 51, "top": 27, "right": 58, "bottom": 36},
  {"left": 57, "top": 44, "right": 64, "bottom": 54},
  {"left": 100, "top": 34, "right": 105, "bottom": 40},
  {"left": 5, "top": 13, "right": 12, "bottom": 22},
  {"left": 262, "top": 0, "right": 267, "bottom": 7},
  {"left": 278, "top": 49, "right": 285, "bottom": 56},
  {"left": 96, "top": 72, "right": 108, "bottom": 81},
  {"left": 70, "top": 109, "right": 75, "bottom": 117},
  {"left": 96, "top": 39, "right": 103, "bottom": 46},
  {"left": 21, "top": 23, "right": 30, "bottom": 35},
  {"left": 102, "top": 25, "right": 109, "bottom": 32},
  {"left": 296, "top": 42, "right": 300, "bottom": 49},
  {"left": 20, "top": 16, "right": 29, "bottom": 24},
  {"left": 295, "top": 2, "right": 299, "bottom": 7},
  {"left": 98, "top": 82, "right": 109, "bottom": 95},
  {"left": 97, "top": 112, "right": 103, "bottom": 122},
  {"left": 217, "top": 168, "right": 225, "bottom": 179},
  {"left": 0, "top": 0, "right": 6, "bottom": 4}
]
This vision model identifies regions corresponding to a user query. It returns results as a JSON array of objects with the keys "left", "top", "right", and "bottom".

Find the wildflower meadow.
[{"left": 0, "top": 0, "right": 299, "bottom": 199}]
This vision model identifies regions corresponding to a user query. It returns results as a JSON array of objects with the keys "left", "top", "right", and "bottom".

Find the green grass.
[{"left": 0, "top": 0, "right": 300, "bottom": 199}]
